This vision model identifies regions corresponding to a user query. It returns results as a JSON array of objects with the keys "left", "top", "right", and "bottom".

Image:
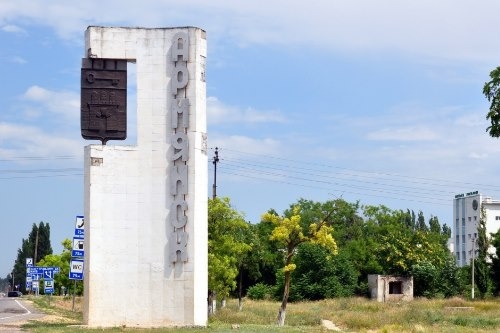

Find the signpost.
[{"left": 70, "top": 215, "right": 85, "bottom": 311}]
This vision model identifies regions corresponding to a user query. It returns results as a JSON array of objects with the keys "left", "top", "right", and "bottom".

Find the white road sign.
[{"left": 69, "top": 259, "right": 84, "bottom": 280}]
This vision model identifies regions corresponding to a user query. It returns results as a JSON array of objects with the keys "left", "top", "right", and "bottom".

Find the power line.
[{"left": 207, "top": 147, "right": 500, "bottom": 209}]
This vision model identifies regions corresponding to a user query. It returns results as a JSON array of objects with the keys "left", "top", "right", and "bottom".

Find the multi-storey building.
[{"left": 451, "top": 191, "right": 500, "bottom": 267}]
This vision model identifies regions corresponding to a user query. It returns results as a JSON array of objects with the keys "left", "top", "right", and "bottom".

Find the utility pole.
[
  {"left": 212, "top": 147, "right": 219, "bottom": 199},
  {"left": 12, "top": 270, "right": 15, "bottom": 291},
  {"left": 34, "top": 225, "right": 39, "bottom": 264},
  {"left": 471, "top": 236, "right": 475, "bottom": 299}
]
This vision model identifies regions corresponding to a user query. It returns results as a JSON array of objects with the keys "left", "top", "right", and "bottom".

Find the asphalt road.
[{"left": 0, "top": 297, "right": 44, "bottom": 331}]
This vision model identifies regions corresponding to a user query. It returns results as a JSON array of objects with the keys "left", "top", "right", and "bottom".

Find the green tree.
[
  {"left": 263, "top": 201, "right": 337, "bottom": 326},
  {"left": 474, "top": 206, "right": 492, "bottom": 297},
  {"left": 429, "top": 215, "right": 441, "bottom": 234},
  {"left": 37, "top": 239, "right": 78, "bottom": 295},
  {"left": 12, "top": 222, "right": 53, "bottom": 293},
  {"left": 287, "top": 243, "right": 357, "bottom": 301},
  {"left": 416, "top": 211, "right": 428, "bottom": 231},
  {"left": 490, "top": 227, "right": 500, "bottom": 295},
  {"left": 483, "top": 66, "right": 500, "bottom": 137},
  {"left": 208, "top": 197, "right": 251, "bottom": 313}
]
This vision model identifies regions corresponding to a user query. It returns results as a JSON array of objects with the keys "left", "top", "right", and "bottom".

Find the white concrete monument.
[{"left": 82, "top": 26, "right": 208, "bottom": 327}]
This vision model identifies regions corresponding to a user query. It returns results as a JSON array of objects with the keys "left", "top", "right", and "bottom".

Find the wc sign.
[{"left": 69, "top": 259, "right": 84, "bottom": 280}]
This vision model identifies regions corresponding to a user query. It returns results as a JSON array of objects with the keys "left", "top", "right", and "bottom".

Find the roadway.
[{"left": 0, "top": 296, "right": 44, "bottom": 331}]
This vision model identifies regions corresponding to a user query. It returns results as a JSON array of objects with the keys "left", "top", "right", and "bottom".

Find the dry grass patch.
[{"left": 23, "top": 296, "right": 500, "bottom": 333}]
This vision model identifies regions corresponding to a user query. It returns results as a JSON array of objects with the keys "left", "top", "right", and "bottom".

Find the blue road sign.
[
  {"left": 69, "top": 259, "right": 84, "bottom": 280},
  {"left": 74, "top": 215, "right": 84, "bottom": 239},
  {"left": 27, "top": 266, "right": 59, "bottom": 278},
  {"left": 44, "top": 279, "right": 54, "bottom": 294},
  {"left": 43, "top": 270, "right": 54, "bottom": 280},
  {"left": 72, "top": 237, "right": 85, "bottom": 257},
  {"left": 30, "top": 273, "right": 42, "bottom": 281}
]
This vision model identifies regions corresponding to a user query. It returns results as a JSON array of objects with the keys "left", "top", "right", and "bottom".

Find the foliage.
[
  {"left": 412, "top": 261, "right": 439, "bottom": 297},
  {"left": 475, "top": 206, "right": 492, "bottom": 297},
  {"left": 208, "top": 197, "right": 252, "bottom": 300},
  {"left": 287, "top": 243, "right": 357, "bottom": 301},
  {"left": 490, "top": 227, "right": 500, "bottom": 295},
  {"left": 263, "top": 200, "right": 338, "bottom": 326},
  {"left": 246, "top": 283, "right": 275, "bottom": 300},
  {"left": 483, "top": 66, "right": 500, "bottom": 137},
  {"left": 37, "top": 239, "right": 82, "bottom": 296},
  {"left": 12, "top": 222, "right": 53, "bottom": 293}
]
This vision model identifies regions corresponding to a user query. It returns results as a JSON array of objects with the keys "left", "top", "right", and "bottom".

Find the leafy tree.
[
  {"left": 248, "top": 212, "right": 284, "bottom": 287},
  {"left": 208, "top": 197, "right": 251, "bottom": 313},
  {"left": 416, "top": 211, "right": 428, "bottom": 231},
  {"left": 429, "top": 215, "right": 441, "bottom": 234},
  {"left": 12, "top": 222, "right": 53, "bottom": 293},
  {"left": 483, "top": 66, "right": 500, "bottom": 137},
  {"left": 263, "top": 201, "right": 337, "bottom": 326},
  {"left": 412, "top": 261, "right": 439, "bottom": 297},
  {"left": 0, "top": 276, "right": 9, "bottom": 292},
  {"left": 474, "top": 206, "right": 492, "bottom": 297},
  {"left": 438, "top": 254, "right": 465, "bottom": 297},
  {"left": 490, "top": 227, "right": 500, "bottom": 295},
  {"left": 364, "top": 205, "right": 451, "bottom": 280},
  {"left": 286, "top": 243, "right": 357, "bottom": 301},
  {"left": 37, "top": 239, "right": 78, "bottom": 295}
]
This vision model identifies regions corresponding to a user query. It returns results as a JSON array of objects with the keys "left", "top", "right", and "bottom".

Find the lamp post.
[{"left": 12, "top": 270, "right": 15, "bottom": 291}]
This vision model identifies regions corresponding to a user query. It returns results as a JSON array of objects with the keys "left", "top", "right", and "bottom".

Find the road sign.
[
  {"left": 32, "top": 281, "right": 39, "bottom": 290},
  {"left": 27, "top": 266, "right": 60, "bottom": 278},
  {"left": 26, "top": 258, "right": 33, "bottom": 267},
  {"left": 69, "top": 259, "right": 84, "bottom": 280},
  {"left": 72, "top": 237, "right": 85, "bottom": 257},
  {"left": 30, "top": 273, "right": 42, "bottom": 281},
  {"left": 74, "top": 215, "right": 84, "bottom": 238},
  {"left": 43, "top": 270, "right": 54, "bottom": 280},
  {"left": 44, "top": 279, "right": 54, "bottom": 294}
]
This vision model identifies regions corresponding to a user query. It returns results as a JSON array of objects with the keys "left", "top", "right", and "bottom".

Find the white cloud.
[
  {"left": 207, "top": 96, "right": 285, "bottom": 125},
  {"left": 1, "top": 24, "right": 26, "bottom": 34},
  {"left": 1, "top": 1, "right": 500, "bottom": 63},
  {"left": 367, "top": 127, "right": 439, "bottom": 141},
  {"left": 8, "top": 56, "right": 27, "bottom": 64},
  {"left": 21, "top": 85, "right": 79, "bottom": 120},
  {"left": 0, "top": 122, "right": 81, "bottom": 162},
  {"left": 209, "top": 134, "right": 281, "bottom": 157}
]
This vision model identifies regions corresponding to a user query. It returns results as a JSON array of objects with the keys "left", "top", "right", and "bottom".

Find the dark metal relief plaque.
[{"left": 81, "top": 58, "right": 127, "bottom": 144}]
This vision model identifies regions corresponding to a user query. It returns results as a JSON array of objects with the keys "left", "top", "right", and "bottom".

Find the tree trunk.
[
  {"left": 208, "top": 290, "right": 217, "bottom": 316},
  {"left": 238, "top": 270, "right": 243, "bottom": 311},
  {"left": 276, "top": 270, "right": 291, "bottom": 326}
]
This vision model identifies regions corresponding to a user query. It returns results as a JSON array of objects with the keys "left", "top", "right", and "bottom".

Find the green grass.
[{"left": 21, "top": 296, "right": 500, "bottom": 332}]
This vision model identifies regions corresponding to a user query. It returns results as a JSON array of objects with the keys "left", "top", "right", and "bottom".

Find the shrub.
[{"left": 247, "top": 283, "right": 275, "bottom": 300}]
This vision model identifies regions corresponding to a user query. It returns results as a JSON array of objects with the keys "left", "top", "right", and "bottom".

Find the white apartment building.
[{"left": 451, "top": 191, "right": 500, "bottom": 267}]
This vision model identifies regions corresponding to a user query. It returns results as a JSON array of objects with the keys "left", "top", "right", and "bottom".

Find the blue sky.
[{"left": 2, "top": 1, "right": 500, "bottom": 278}]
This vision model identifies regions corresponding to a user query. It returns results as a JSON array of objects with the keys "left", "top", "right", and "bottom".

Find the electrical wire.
[{"left": 207, "top": 147, "right": 500, "bottom": 208}]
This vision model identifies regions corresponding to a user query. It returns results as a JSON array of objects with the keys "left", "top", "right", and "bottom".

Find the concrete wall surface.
[{"left": 82, "top": 26, "right": 207, "bottom": 328}]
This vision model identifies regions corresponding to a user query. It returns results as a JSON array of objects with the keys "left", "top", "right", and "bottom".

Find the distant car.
[{"left": 7, "top": 291, "right": 22, "bottom": 297}]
